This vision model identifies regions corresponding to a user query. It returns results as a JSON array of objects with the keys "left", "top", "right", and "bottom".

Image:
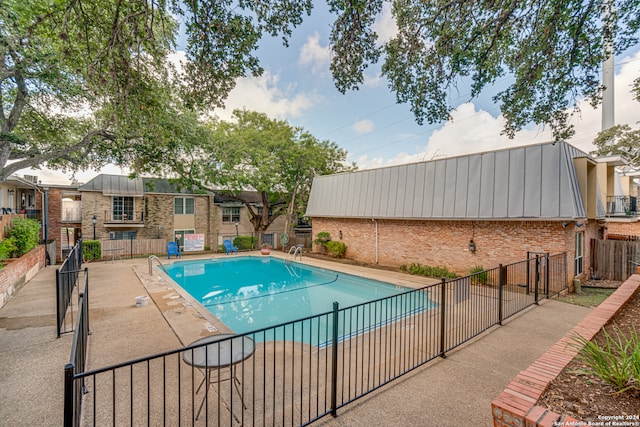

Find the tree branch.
[{"left": 0, "top": 128, "right": 114, "bottom": 181}]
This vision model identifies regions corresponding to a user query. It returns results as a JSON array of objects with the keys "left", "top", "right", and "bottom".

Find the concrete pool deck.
[{"left": 0, "top": 252, "right": 592, "bottom": 426}]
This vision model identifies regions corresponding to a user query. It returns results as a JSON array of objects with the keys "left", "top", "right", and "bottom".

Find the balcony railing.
[
  {"left": 62, "top": 208, "right": 81, "bottom": 222},
  {"left": 103, "top": 210, "right": 144, "bottom": 223},
  {"left": 606, "top": 196, "right": 638, "bottom": 217}
]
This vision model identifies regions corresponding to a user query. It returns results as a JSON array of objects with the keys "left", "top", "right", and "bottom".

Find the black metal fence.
[
  {"left": 64, "top": 268, "right": 90, "bottom": 427},
  {"left": 56, "top": 239, "right": 83, "bottom": 337},
  {"left": 64, "top": 253, "right": 567, "bottom": 426}
]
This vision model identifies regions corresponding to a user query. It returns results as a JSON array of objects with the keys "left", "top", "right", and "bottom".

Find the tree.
[
  {"left": 591, "top": 124, "right": 640, "bottom": 166},
  {"left": 327, "top": 0, "right": 640, "bottom": 141},
  {"left": 141, "top": 109, "right": 354, "bottom": 244},
  {"left": 4, "top": 0, "right": 637, "bottom": 184},
  {"left": 0, "top": 0, "right": 312, "bottom": 182}
]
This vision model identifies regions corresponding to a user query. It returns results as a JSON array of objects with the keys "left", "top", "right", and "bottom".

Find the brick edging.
[{"left": 491, "top": 275, "right": 640, "bottom": 427}]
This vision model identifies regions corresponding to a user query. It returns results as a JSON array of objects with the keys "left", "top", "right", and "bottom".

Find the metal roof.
[
  {"left": 306, "top": 142, "right": 590, "bottom": 220},
  {"left": 78, "top": 174, "right": 145, "bottom": 196}
]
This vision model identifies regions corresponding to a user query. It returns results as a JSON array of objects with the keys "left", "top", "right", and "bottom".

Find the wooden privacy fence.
[
  {"left": 591, "top": 238, "right": 640, "bottom": 281},
  {"left": 99, "top": 239, "right": 166, "bottom": 259}
]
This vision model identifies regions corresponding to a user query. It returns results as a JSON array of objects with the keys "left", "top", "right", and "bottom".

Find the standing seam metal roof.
[{"left": 305, "top": 141, "right": 590, "bottom": 220}]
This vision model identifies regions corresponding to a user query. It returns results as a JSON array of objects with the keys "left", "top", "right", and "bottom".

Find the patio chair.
[
  {"left": 223, "top": 239, "right": 238, "bottom": 255},
  {"left": 167, "top": 241, "right": 181, "bottom": 259}
]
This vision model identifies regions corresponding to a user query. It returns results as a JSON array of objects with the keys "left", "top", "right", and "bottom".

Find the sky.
[{"left": 24, "top": 3, "right": 640, "bottom": 185}]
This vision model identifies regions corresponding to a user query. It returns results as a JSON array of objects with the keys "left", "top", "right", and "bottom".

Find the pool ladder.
[
  {"left": 285, "top": 245, "right": 303, "bottom": 264},
  {"left": 148, "top": 255, "right": 169, "bottom": 275}
]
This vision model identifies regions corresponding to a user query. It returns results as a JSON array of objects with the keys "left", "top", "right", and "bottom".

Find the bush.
[
  {"left": 234, "top": 236, "right": 257, "bottom": 250},
  {"left": 325, "top": 241, "right": 346, "bottom": 258},
  {"left": 82, "top": 240, "right": 102, "bottom": 261},
  {"left": 6, "top": 217, "right": 40, "bottom": 257},
  {"left": 313, "top": 232, "right": 331, "bottom": 246},
  {"left": 469, "top": 265, "right": 489, "bottom": 285},
  {"left": 570, "top": 327, "right": 640, "bottom": 393},
  {"left": 400, "top": 263, "right": 457, "bottom": 279},
  {"left": 0, "top": 237, "right": 17, "bottom": 263}
]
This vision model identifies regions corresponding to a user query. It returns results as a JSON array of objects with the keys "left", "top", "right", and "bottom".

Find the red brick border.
[{"left": 491, "top": 275, "right": 640, "bottom": 427}]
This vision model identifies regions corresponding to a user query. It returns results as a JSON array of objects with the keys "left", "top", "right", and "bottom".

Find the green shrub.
[
  {"left": 233, "top": 236, "right": 257, "bottom": 250},
  {"left": 0, "top": 237, "right": 17, "bottom": 262},
  {"left": 313, "top": 232, "right": 331, "bottom": 246},
  {"left": 570, "top": 327, "right": 640, "bottom": 393},
  {"left": 82, "top": 240, "right": 102, "bottom": 261},
  {"left": 6, "top": 217, "right": 40, "bottom": 256},
  {"left": 325, "top": 241, "right": 346, "bottom": 258},
  {"left": 402, "top": 263, "right": 457, "bottom": 279},
  {"left": 469, "top": 265, "right": 489, "bottom": 285}
]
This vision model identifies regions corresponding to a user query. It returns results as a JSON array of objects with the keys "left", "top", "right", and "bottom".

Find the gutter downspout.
[{"left": 372, "top": 218, "right": 378, "bottom": 264}]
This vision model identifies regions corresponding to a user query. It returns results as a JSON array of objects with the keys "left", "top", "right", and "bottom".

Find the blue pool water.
[{"left": 164, "top": 257, "right": 431, "bottom": 345}]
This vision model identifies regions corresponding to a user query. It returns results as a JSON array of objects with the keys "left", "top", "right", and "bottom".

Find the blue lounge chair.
[
  {"left": 167, "top": 241, "right": 181, "bottom": 259},
  {"left": 223, "top": 239, "right": 238, "bottom": 254}
]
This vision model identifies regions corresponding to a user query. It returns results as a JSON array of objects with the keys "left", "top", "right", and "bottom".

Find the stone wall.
[{"left": 0, "top": 245, "right": 46, "bottom": 309}]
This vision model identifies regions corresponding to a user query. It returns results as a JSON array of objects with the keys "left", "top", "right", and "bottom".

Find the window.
[
  {"left": 109, "top": 231, "right": 137, "bottom": 240},
  {"left": 174, "top": 229, "right": 195, "bottom": 248},
  {"left": 174, "top": 197, "right": 194, "bottom": 215},
  {"left": 257, "top": 206, "right": 273, "bottom": 217},
  {"left": 112, "top": 196, "right": 134, "bottom": 220},
  {"left": 575, "top": 231, "right": 584, "bottom": 276},
  {"left": 222, "top": 207, "right": 240, "bottom": 223}
]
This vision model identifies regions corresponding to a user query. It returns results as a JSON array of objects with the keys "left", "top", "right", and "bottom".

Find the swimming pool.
[{"left": 164, "top": 257, "right": 432, "bottom": 345}]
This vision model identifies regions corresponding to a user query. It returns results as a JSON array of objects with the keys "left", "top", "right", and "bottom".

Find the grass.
[{"left": 557, "top": 287, "right": 615, "bottom": 308}]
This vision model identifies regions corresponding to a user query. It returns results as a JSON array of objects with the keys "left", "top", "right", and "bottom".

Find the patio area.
[{"left": 0, "top": 252, "right": 592, "bottom": 426}]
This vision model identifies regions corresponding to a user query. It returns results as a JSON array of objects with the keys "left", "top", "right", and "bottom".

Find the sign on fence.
[{"left": 183, "top": 234, "right": 205, "bottom": 252}]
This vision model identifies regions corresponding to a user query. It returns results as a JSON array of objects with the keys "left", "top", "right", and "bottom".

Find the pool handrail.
[{"left": 148, "top": 255, "right": 169, "bottom": 275}]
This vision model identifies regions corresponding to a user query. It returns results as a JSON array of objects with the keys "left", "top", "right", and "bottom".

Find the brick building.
[
  {"left": 74, "top": 175, "right": 286, "bottom": 257},
  {"left": 306, "top": 141, "right": 634, "bottom": 284}
]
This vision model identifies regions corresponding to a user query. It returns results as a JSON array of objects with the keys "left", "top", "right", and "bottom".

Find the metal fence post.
[
  {"left": 498, "top": 264, "right": 504, "bottom": 325},
  {"left": 525, "top": 252, "right": 531, "bottom": 295},
  {"left": 545, "top": 253, "right": 550, "bottom": 298},
  {"left": 439, "top": 278, "right": 446, "bottom": 358},
  {"left": 534, "top": 255, "right": 540, "bottom": 304},
  {"left": 331, "top": 301, "right": 339, "bottom": 417},
  {"left": 63, "top": 363, "right": 74, "bottom": 427}
]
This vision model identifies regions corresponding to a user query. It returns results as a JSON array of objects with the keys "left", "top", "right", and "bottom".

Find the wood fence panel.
[
  {"left": 592, "top": 238, "right": 640, "bottom": 281},
  {"left": 100, "top": 239, "right": 167, "bottom": 259}
]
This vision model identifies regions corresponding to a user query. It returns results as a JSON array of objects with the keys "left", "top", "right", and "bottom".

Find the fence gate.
[{"left": 526, "top": 252, "right": 550, "bottom": 300}]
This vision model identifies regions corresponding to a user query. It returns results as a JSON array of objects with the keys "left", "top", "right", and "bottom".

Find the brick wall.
[
  {"left": 0, "top": 245, "right": 46, "bottom": 309},
  {"left": 144, "top": 194, "right": 178, "bottom": 240},
  {"left": 605, "top": 220, "right": 640, "bottom": 237},
  {"left": 312, "top": 218, "right": 597, "bottom": 283}
]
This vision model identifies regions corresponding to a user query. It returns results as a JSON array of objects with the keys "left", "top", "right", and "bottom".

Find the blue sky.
[{"left": 27, "top": 3, "right": 640, "bottom": 184}]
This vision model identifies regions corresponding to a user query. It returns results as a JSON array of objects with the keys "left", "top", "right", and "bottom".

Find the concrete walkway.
[{"left": 0, "top": 254, "right": 591, "bottom": 426}]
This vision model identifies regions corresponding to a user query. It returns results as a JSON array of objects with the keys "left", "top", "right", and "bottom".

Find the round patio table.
[{"left": 182, "top": 334, "right": 255, "bottom": 420}]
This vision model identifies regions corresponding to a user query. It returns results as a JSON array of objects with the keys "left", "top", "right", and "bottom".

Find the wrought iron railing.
[
  {"left": 56, "top": 239, "right": 83, "bottom": 337},
  {"left": 63, "top": 253, "right": 566, "bottom": 426},
  {"left": 606, "top": 196, "right": 638, "bottom": 216},
  {"left": 103, "top": 210, "right": 144, "bottom": 223},
  {"left": 64, "top": 269, "right": 90, "bottom": 427}
]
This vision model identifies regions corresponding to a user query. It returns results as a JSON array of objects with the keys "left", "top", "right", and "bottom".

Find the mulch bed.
[{"left": 538, "top": 285, "right": 640, "bottom": 422}]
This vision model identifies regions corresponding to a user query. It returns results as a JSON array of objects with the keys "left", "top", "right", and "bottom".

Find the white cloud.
[
  {"left": 363, "top": 73, "right": 383, "bottom": 88},
  {"left": 298, "top": 32, "right": 330, "bottom": 74},
  {"left": 356, "top": 49, "right": 640, "bottom": 170},
  {"left": 372, "top": 2, "right": 398, "bottom": 46},
  {"left": 353, "top": 119, "right": 375, "bottom": 134},
  {"left": 214, "top": 71, "right": 323, "bottom": 121}
]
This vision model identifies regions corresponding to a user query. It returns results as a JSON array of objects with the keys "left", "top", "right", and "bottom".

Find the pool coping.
[{"left": 490, "top": 274, "right": 640, "bottom": 427}]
